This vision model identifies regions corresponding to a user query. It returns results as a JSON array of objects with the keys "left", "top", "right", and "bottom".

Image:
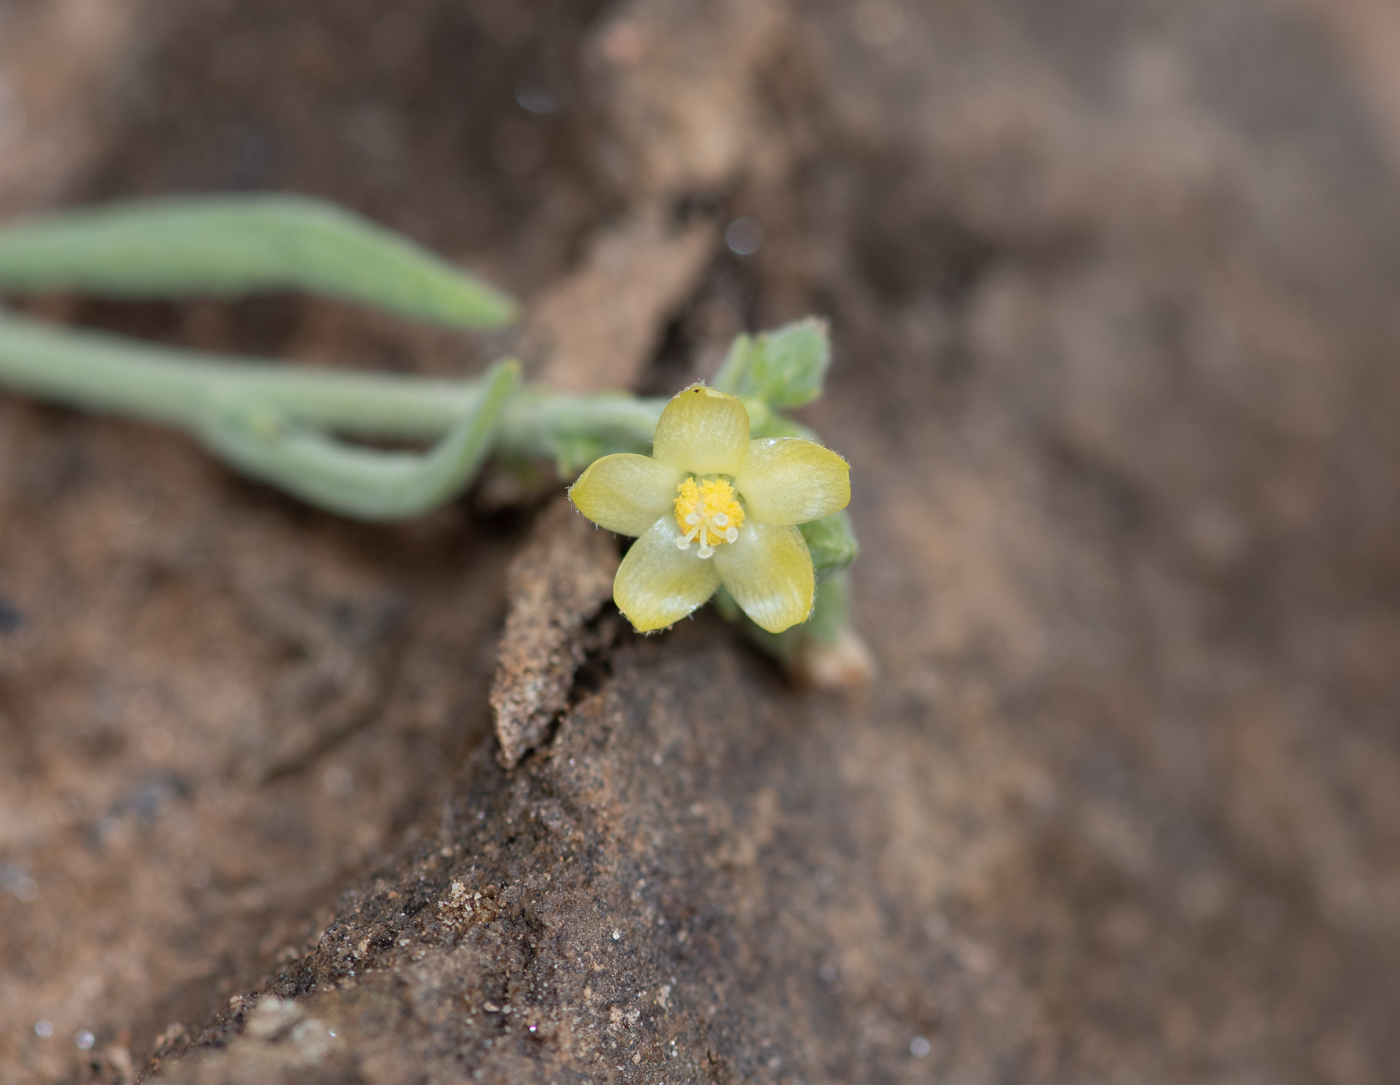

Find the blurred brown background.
[{"left": 1, "top": 0, "right": 1399, "bottom": 1082}]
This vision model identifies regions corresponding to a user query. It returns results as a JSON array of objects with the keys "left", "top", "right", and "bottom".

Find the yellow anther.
[{"left": 674, "top": 477, "right": 745, "bottom": 559}]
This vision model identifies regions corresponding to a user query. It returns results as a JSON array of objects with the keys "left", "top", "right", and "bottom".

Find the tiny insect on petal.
[{"left": 651, "top": 385, "right": 751, "bottom": 477}]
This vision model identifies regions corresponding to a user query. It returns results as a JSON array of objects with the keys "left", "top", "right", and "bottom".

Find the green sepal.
[
  {"left": 0, "top": 196, "right": 518, "bottom": 328},
  {"left": 714, "top": 572, "right": 853, "bottom": 666},
  {"left": 800, "top": 510, "right": 859, "bottom": 580}
]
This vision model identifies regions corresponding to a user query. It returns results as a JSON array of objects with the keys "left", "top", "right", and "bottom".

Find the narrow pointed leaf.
[{"left": 0, "top": 196, "right": 517, "bottom": 328}]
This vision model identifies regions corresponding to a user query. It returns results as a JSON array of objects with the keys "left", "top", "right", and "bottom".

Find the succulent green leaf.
[
  {"left": 198, "top": 360, "right": 519, "bottom": 521},
  {"left": 0, "top": 196, "right": 517, "bottom": 328},
  {"left": 711, "top": 333, "right": 754, "bottom": 395},
  {"left": 720, "top": 318, "right": 830, "bottom": 409},
  {"left": 714, "top": 572, "right": 853, "bottom": 665}
]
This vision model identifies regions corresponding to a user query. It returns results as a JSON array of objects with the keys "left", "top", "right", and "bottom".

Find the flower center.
[{"left": 674, "top": 477, "right": 744, "bottom": 559}]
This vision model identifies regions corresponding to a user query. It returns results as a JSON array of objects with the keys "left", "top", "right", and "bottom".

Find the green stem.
[{"left": 0, "top": 306, "right": 663, "bottom": 463}]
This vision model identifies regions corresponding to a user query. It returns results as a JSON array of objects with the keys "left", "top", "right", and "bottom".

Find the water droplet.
[
  {"left": 725, "top": 217, "right": 763, "bottom": 256},
  {"left": 515, "top": 61, "right": 569, "bottom": 115},
  {"left": 1, "top": 861, "right": 36, "bottom": 900},
  {"left": 0, "top": 594, "right": 24, "bottom": 634},
  {"left": 516, "top": 86, "right": 560, "bottom": 115},
  {"left": 910, "top": 1035, "right": 931, "bottom": 1058},
  {"left": 75, "top": 1031, "right": 95, "bottom": 1051},
  {"left": 34, "top": 1020, "right": 53, "bottom": 1039}
]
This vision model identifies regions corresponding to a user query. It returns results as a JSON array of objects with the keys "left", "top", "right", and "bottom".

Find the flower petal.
[
  {"left": 734, "top": 438, "right": 851, "bottom": 525},
  {"left": 712, "top": 521, "right": 815, "bottom": 634},
  {"left": 614, "top": 516, "right": 722, "bottom": 632},
  {"left": 569, "top": 453, "right": 683, "bottom": 536},
  {"left": 651, "top": 385, "right": 751, "bottom": 476}
]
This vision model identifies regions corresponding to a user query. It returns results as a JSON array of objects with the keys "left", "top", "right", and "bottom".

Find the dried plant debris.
[{"left": 490, "top": 498, "right": 619, "bottom": 768}]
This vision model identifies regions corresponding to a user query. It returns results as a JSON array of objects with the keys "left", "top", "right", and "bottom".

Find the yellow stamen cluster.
[{"left": 674, "top": 477, "right": 744, "bottom": 559}]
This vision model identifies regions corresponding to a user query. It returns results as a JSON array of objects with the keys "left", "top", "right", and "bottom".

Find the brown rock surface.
[
  {"left": 490, "top": 498, "right": 618, "bottom": 769},
  {"left": 153, "top": 621, "right": 1042, "bottom": 1084},
  {"left": 0, "top": 0, "right": 1398, "bottom": 1083}
]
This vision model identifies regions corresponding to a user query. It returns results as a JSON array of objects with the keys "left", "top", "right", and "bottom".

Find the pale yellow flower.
[{"left": 569, "top": 384, "right": 851, "bottom": 633}]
